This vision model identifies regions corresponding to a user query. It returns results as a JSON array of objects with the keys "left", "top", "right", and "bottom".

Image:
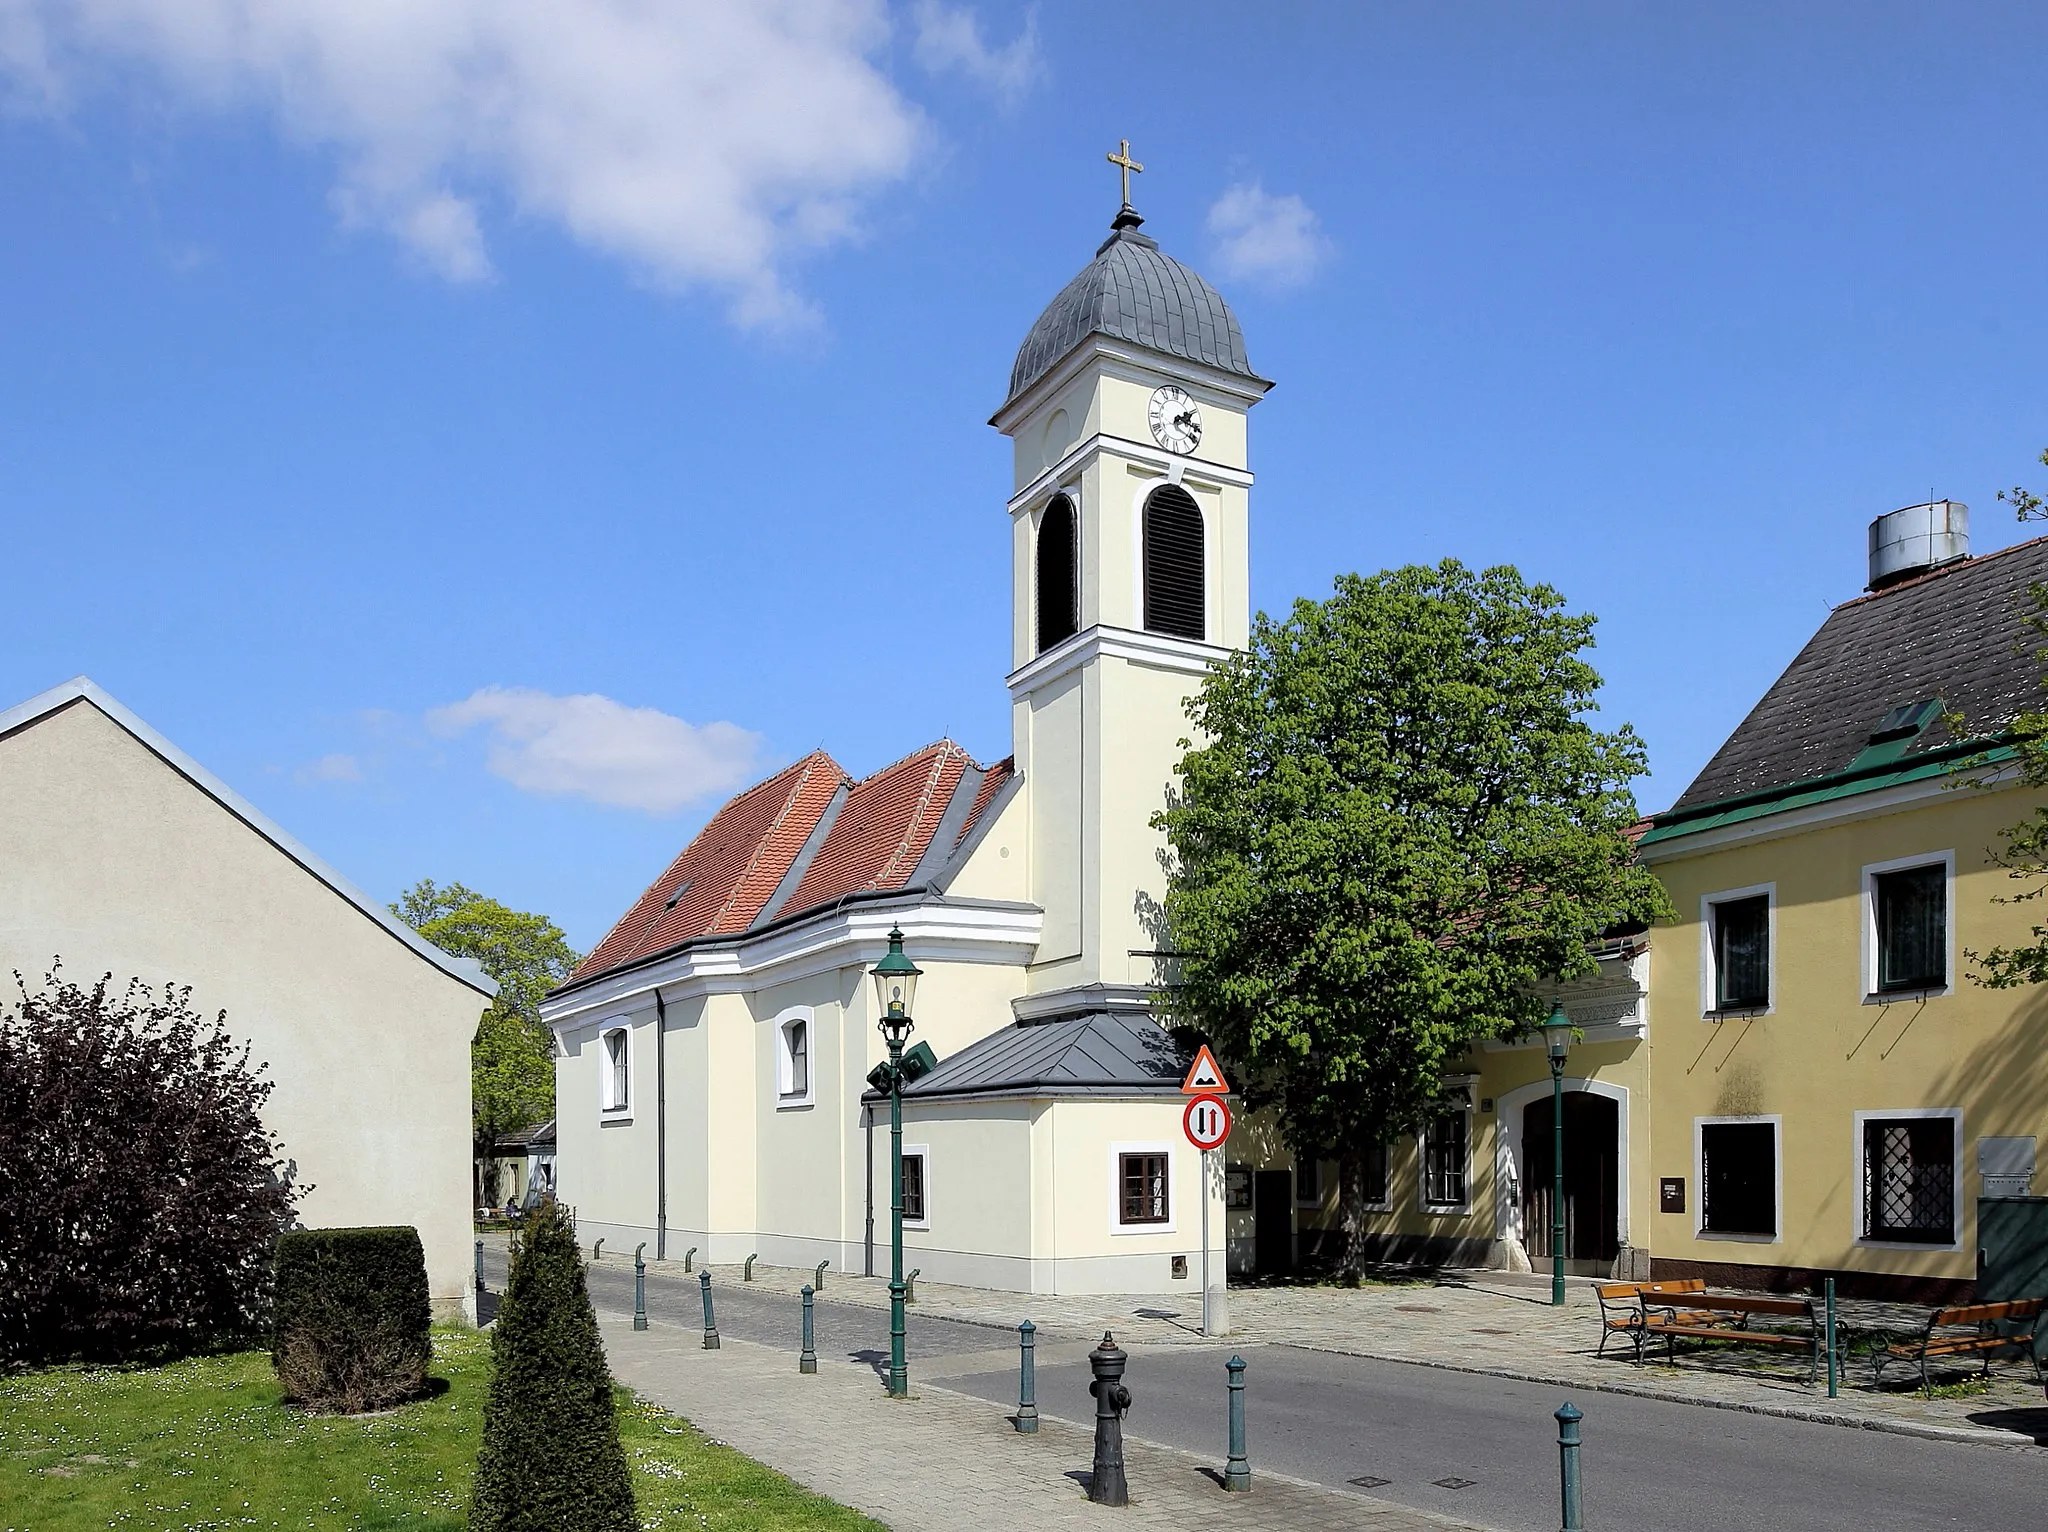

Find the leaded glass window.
[{"left": 1863, "top": 1118, "right": 1954, "bottom": 1243}]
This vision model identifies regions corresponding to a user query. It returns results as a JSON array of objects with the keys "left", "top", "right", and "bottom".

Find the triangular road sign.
[{"left": 1181, "top": 1044, "right": 1230, "bottom": 1095}]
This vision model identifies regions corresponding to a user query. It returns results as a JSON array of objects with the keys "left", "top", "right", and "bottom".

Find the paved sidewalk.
[
  {"left": 602, "top": 1318, "right": 1503, "bottom": 1532},
  {"left": 654, "top": 1259, "right": 2048, "bottom": 1448}
]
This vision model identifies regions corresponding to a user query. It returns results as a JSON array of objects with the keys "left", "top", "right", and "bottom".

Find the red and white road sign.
[
  {"left": 1183, "top": 1093, "right": 1232, "bottom": 1152},
  {"left": 1181, "top": 1044, "right": 1230, "bottom": 1095}
]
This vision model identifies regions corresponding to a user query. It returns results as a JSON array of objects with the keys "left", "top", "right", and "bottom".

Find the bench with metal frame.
[
  {"left": 1594, "top": 1279, "right": 1711, "bottom": 1361},
  {"left": 1640, "top": 1292, "right": 1843, "bottom": 1383},
  {"left": 1872, "top": 1298, "right": 2047, "bottom": 1394}
]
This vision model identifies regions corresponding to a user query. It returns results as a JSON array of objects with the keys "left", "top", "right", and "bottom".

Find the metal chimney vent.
[{"left": 1867, "top": 501, "right": 1969, "bottom": 592}]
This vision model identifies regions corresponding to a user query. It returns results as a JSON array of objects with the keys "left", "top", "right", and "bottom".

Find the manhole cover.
[
  {"left": 1393, "top": 1305, "right": 1442, "bottom": 1313},
  {"left": 1432, "top": 1477, "right": 1477, "bottom": 1490},
  {"left": 1348, "top": 1475, "right": 1392, "bottom": 1489}
]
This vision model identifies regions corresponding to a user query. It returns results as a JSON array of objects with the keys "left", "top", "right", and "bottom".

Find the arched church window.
[
  {"left": 1036, "top": 495, "right": 1078, "bottom": 652},
  {"left": 1143, "top": 485, "right": 1205, "bottom": 641}
]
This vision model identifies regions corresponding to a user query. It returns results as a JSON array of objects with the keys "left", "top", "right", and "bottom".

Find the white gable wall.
[{"left": 0, "top": 697, "right": 487, "bottom": 1319}]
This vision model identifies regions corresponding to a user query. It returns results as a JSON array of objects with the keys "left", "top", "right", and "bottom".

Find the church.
[{"left": 543, "top": 164, "right": 1275, "bottom": 1301}]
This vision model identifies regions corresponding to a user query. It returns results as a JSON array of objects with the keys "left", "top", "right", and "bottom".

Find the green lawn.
[{"left": 0, "top": 1328, "right": 883, "bottom": 1532}]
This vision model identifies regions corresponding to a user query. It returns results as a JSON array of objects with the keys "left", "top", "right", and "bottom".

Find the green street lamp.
[
  {"left": 1541, "top": 1002, "right": 1574, "bottom": 1308},
  {"left": 870, "top": 926, "right": 923, "bottom": 1398}
]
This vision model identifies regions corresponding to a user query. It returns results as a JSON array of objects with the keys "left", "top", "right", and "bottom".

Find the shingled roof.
[
  {"left": 1667, "top": 536, "right": 2048, "bottom": 815},
  {"left": 565, "top": 746, "right": 1015, "bottom": 990}
]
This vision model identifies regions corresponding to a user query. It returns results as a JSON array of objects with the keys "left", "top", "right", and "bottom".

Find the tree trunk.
[{"left": 1336, "top": 1152, "right": 1373, "bottom": 1284}]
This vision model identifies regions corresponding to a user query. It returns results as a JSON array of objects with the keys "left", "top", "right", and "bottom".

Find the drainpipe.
[
  {"left": 864, "top": 1099, "right": 875, "bottom": 1277},
  {"left": 654, "top": 987, "right": 668, "bottom": 1262}
]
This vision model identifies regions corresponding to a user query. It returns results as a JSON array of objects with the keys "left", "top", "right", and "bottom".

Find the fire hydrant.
[{"left": 1087, "top": 1331, "right": 1132, "bottom": 1506}]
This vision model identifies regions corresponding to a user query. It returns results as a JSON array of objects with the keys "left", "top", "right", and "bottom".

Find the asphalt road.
[{"left": 483, "top": 1248, "right": 2048, "bottom": 1531}]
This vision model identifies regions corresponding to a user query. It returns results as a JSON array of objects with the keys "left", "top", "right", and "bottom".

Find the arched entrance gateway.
[{"left": 1497, "top": 1079, "right": 1630, "bottom": 1275}]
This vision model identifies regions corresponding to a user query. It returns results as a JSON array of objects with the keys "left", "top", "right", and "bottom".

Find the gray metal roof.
[
  {"left": 1005, "top": 211, "right": 1262, "bottom": 407},
  {"left": 897, "top": 1010, "right": 1189, "bottom": 1100},
  {"left": 1669, "top": 536, "right": 2048, "bottom": 812}
]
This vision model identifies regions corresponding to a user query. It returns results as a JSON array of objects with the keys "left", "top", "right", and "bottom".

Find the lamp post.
[
  {"left": 870, "top": 926, "right": 922, "bottom": 1398},
  {"left": 1542, "top": 1002, "right": 1573, "bottom": 1308}
]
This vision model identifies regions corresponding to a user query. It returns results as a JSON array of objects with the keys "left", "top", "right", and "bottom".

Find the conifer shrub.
[
  {"left": 0, "top": 968, "right": 300, "bottom": 1365},
  {"left": 272, "top": 1226, "right": 432, "bottom": 1412},
  {"left": 470, "top": 1200, "right": 636, "bottom": 1532}
]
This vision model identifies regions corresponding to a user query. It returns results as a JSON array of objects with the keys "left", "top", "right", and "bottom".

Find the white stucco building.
[
  {"left": 544, "top": 192, "right": 1275, "bottom": 1299},
  {"left": 0, "top": 678, "right": 495, "bottom": 1321}
]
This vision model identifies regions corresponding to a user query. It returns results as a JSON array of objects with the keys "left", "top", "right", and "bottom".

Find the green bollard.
[
  {"left": 745, "top": 1253, "right": 758, "bottom": 1282},
  {"left": 1016, "top": 1320, "right": 1038, "bottom": 1433},
  {"left": 474, "top": 1239, "right": 484, "bottom": 1297},
  {"left": 633, "top": 1242, "right": 648, "bottom": 1331},
  {"left": 1224, "top": 1355, "right": 1250, "bottom": 1490},
  {"left": 813, "top": 1258, "right": 829, "bottom": 1293},
  {"left": 800, "top": 1285, "right": 817, "bottom": 1374},
  {"left": 1825, "top": 1278, "right": 1839, "bottom": 1398},
  {"left": 683, "top": 1246, "right": 697, "bottom": 1273},
  {"left": 699, "top": 1270, "right": 720, "bottom": 1350},
  {"left": 1555, "top": 1401, "right": 1583, "bottom": 1531}
]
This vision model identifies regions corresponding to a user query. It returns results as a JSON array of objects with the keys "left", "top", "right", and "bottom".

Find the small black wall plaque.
[{"left": 1659, "top": 1177, "right": 1686, "bottom": 1214}]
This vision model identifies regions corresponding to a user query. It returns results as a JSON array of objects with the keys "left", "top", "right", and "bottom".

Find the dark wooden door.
[
  {"left": 1254, "top": 1170, "right": 1294, "bottom": 1276},
  {"left": 1522, "top": 1092, "right": 1620, "bottom": 1264}
]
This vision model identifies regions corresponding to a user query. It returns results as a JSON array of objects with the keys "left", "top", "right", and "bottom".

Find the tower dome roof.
[{"left": 1004, "top": 210, "right": 1264, "bottom": 408}]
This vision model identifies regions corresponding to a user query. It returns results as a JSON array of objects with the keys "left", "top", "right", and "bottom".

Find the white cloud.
[
  {"left": 1205, "top": 181, "right": 1331, "bottom": 289},
  {"left": 428, "top": 686, "right": 765, "bottom": 815},
  {"left": 910, "top": 1, "right": 1039, "bottom": 107},
  {"left": 0, "top": 0, "right": 929, "bottom": 322},
  {"left": 294, "top": 752, "right": 363, "bottom": 786}
]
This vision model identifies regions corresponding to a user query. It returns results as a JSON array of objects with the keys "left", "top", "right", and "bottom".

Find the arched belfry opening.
[
  {"left": 1036, "top": 494, "right": 1078, "bottom": 652},
  {"left": 1142, "top": 484, "right": 1205, "bottom": 641}
]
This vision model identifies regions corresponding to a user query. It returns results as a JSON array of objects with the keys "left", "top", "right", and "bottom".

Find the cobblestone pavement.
[
  {"left": 601, "top": 1319, "right": 1502, "bottom": 1532},
  {"left": 646, "top": 1257, "right": 2048, "bottom": 1448}
]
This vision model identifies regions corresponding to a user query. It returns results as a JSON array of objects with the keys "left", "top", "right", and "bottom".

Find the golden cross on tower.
[{"left": 1106, "top": 138, "right": 1144, "bottom": 207}]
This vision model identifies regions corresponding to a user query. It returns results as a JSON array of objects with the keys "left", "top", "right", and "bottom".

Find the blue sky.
[{"left": 3, "top": 2, "right": 2046, "bottom": 951}]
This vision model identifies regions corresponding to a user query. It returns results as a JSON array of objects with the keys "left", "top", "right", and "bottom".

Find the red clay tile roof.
[
  {"left": 954, "top": 756, "right": 1014, "bottom": 851},
  {"left": 572, "top": 752, "right": 842, "bottom": 982},
  {"left": 568, "top": 741, "right": 1009, "bottom": 989},
  {"left": 783, "top": 742, "right": 969, "bottom": 913}
]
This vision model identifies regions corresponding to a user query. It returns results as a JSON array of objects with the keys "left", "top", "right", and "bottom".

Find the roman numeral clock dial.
[{"left": 1148, "top": 384, "right": 1202, "bottom": 455}]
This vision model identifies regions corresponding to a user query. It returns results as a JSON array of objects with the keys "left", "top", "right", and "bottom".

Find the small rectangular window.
[
  {"left": 1119, "top": 1152, "right": 1169, "bottom": 1225},
  {"left": 1295, "top": 1157, "right": 1322, "bottom": 1204},
  {"left": 1864, "top": 1118, "right": 1955, "bottom": 1243},
  {"left": 1361, "top": 1141, "right": 1389, "bottom": 1208},
  {"left": 604, "top": 1029, "right": 629, "bottom": 1112},
  {"left": 901, "top": 1152, "right": 926, "bottom": 1223},
  {"left": 1876, "top": 864, "right": 1947, "bottom": 992},
  {"left": 783, "top": 1019, "right": 809, "bottom": 1099},
  {"left": 1700, "top": 1121, "right": 1776, "bottom": 1236},
  {"left": 1423, "top": 1102, "right": 1468, "bottom": 1208},
  {"left": 1711, "top": 894, "right": 1770, "bottom": 1009}
]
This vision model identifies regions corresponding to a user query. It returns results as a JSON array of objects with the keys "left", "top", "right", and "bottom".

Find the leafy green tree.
[
  {"left": 1966, "top": 455, "right": 2048, "bottom": 987},
  {"left": 1155, "top": 561, "right": 1671, "bottom": 1273},
  {"left": 470, "top": 1200, "right": 636, "bottom": 1532},
  {"left": 392, "top": 880, "right": 579, "bottom": 1205}
]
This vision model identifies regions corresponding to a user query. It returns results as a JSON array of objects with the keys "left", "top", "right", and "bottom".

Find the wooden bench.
[
  {"left": 1641, "top": 1292, "right": 1841, "bottom": 1383},
  {"left": 1873, "top": 1298, "right": 2046, "bottom": 1393},
  {"left": 1595, "top": 1279, "right": 1710, "bottom": 1361}
]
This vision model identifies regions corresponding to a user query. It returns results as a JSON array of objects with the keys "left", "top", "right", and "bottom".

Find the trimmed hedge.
[
  {"left": 272, "top": 1226, "right": 432, "bottom": 1412},
  {"left": 471, "top": 1201, "right": 636, "bottom": 1532}
]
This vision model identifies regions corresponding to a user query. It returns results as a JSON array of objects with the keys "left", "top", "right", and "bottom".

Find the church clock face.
[{"left": 1148, "top": 384, "right": 1202, "bottom": 454}]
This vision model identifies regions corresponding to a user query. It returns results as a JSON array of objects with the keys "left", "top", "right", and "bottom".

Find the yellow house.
[{"left": 1635, "top": 506, "right": 2048, "bottom": 1301}]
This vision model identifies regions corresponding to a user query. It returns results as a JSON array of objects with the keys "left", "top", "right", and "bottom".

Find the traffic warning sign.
[{"left": 1181, "top": 1044, "right": 1229, "bottom": 1095}]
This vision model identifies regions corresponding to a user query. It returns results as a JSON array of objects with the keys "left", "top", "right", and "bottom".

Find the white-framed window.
[
  {"left": 900, "top": 1144, "right": 930, "bottom": 1229},
  {"left": 1855, "top": 1109, "right": 1962, "bottom": 1249},
  {"left": 1695, "top": 1115, "right": 1781, "bottom": 1242},
  {"left": 1861, "top": 851, "right": 1954, "bottom": 1001},
  {"left": 1420, "top": 1087, "right": 1473, "bottom": 1213},
  {"left": 598, "top": 1025, "right": 632, "bottom": 1118},
  {"left": 1110, "top": 1141, "right": 1176, "bottom": 1233},
  {"left": 1295, "top": 1157, "right": 1327, "bottom": 1208},
  {"left": 774, "top": 1006, "right": 815, "bottom": 1107},
  {"left": 1700, "top": 882, "right": 1774, "bottom": 1015}
]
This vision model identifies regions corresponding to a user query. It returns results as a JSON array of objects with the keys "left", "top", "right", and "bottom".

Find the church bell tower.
[{"left": 989, "top": 147, "right": 1273, "bottom": 1013}]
